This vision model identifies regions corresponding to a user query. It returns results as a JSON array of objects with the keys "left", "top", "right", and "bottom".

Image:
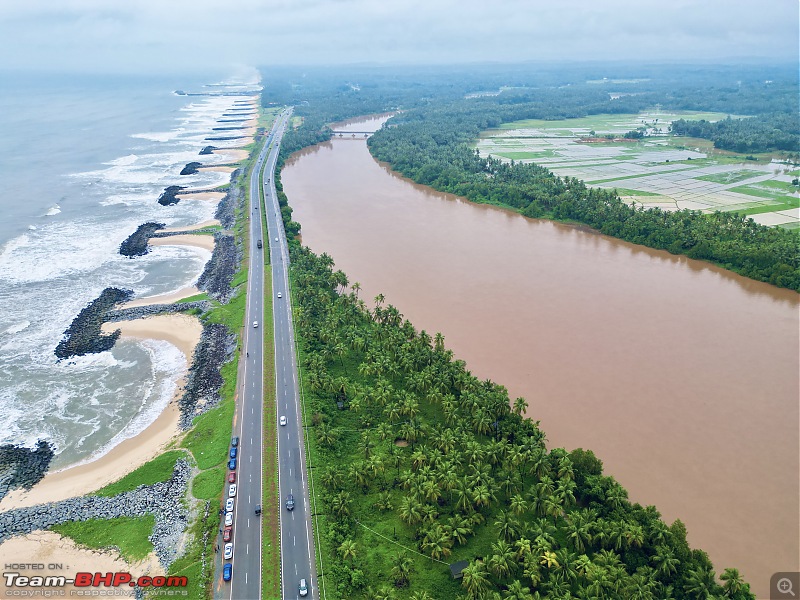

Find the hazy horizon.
[{"left": 0, "top": 0, "right": 796, "bottom": 75}]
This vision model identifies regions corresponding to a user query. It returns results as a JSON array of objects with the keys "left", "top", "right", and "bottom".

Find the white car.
[
  {"left": 225, "top": 498, "right": 234, "bottom": 512},
  {"left": 224, "top": 543, "right": 233, "bottom": 560},
  {"left": 277, "top": 292, "right": 282, "bottom": 299},
  {"left": 228, "top": 484, "right": 237, "bottom": 498},
  {"left": 279, "top": 415, "right": 287, "bottom": 426},
  {"left": 274, "top": 237, "right": 278, "bottom": 242},
  {"left": 299, "top": 579, "right": 308, "bottom": 597},
  {"left": 224, "top": 511, "right": 233, "bottom": 526},
  {"left": 252, "top": 321, "right": 258, "bottom": 328}
]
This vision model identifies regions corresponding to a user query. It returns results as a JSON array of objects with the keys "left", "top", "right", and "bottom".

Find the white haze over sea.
[{"left": 0, "top": 68, "right": 260, "bottom": 469}]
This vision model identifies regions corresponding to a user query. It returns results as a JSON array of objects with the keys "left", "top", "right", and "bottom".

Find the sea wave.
[{"left": 64, "top": 338, "right": 186, "bottom": 469}]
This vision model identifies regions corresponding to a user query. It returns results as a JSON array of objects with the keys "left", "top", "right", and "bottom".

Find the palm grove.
[
  {"left": 283, "top": 244, "right": 754, "bottom": 599},
  {"left": 261, "top": 64, "right": 788, "bottom": 599}
]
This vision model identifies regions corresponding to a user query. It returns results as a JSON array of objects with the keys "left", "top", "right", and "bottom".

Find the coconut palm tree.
[
  {"left": 447, "top": 514, "right": 473, "bottom": 546},
  {"left": 512, "top": 397, "right": 529, "bottom": 417},
  {"left": 567, "top": 511, "right": 593, "bottom": 553},
  {"left": 390, "top": 552, "right": 413, "bottom": 588},
  {"left": 337, "top": 538, "right": 357, "bottom": 563},
  {"left": 510, "top": 494, "right": 528, "bottom": 517},
  {"left": 489, "top": 540, "right": 518, "bottom": 579},
  {"left": 461, "top": 560, "right": 492, "bottom": 600},
  {"left": 720, "top": 567, "right": 748, "bottom": 598},
  {"left": 330, "top": 491, "right": 351, "bottom": 518},
  {"left": 684, "top": 566, "right": 717, "bottom": 598},
  {"left": 503, "top": 580, "right": 534, "bottom": 600},
  {"left": 494, "top": 510, "right": 523, "bottom": 543}
]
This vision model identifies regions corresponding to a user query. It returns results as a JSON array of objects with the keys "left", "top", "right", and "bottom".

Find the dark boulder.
[
  {"left": 55, "top": 288, "right": 133, "bottom": 359},
  {"left": 157, "top": 185, "right": 185, "bottom": 206},
  {"left": 119, "top": 222, "right": 166, "bottom": 257},
  {"left": 179, "top": 162, "right": 202, "bottom": 175}
]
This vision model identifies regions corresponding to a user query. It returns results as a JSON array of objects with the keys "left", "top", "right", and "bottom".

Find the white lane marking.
[
  {"left": 293, "top": 536, "right": 296, "bottom": 547},
  {"left": 245, "top": 573, "right": 248, "bottom": 584},
  {"left": 247, "top": 544, "right": 249, "bottom": 555}
]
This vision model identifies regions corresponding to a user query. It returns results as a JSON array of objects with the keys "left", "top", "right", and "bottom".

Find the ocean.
[{"left": 0, "top": 68, "right": 259, "bottom": 469}]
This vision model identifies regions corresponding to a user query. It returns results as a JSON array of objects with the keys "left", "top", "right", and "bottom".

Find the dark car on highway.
[
  {"left": 223, "top": 563, "right": 232, "bottom": 582},
  {"left": 228, "top": 458, "right": 237, "bottom": 470},
  {"left": 286, "top": 494, "right": 295, "bottom": 511},
  {"left": 229, "top": 447, "right": 237, "bottom": 459}
]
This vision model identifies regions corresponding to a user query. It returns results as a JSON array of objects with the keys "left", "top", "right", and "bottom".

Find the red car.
[
  {"left": 223, "top": 527, "right": 232, "bottom": 542},
  {"left": 228, "top": 472, "right": 236, "bottom": 484}
]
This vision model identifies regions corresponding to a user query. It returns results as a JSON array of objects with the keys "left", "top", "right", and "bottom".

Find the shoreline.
[
  {"left": 0, "top": 314, "right": 202, "bottom": 512},
  {"left": 150, "top": 233, "right": 216, "bottom": 252}
]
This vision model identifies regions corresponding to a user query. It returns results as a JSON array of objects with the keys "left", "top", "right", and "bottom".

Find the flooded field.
[
  {"left": 282, "top": 116, "right": 799, "bottom": 598},
  {"left": 476, "top": 111, "right": 800, "bottom": 229}
]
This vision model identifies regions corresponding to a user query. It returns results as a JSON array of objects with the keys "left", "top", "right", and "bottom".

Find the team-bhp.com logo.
[{"left": 4, "top": 570, "right": 188, "bottom": 596}]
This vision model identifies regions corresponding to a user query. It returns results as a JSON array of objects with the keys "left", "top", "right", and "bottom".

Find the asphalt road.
[
  {"left": 262, "top": 110, "right": 319, "bottom": 600},
  {"left": 215, "top": 108, "right": 317, "bottom": 600}
]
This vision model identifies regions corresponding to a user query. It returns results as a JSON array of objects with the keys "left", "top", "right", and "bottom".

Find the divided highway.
[
  {"left": 217, "top": 108, "right": 317, "bottom": 600},
  {"left": 262, "top": 110, "right": 319, "bottom": 600}
]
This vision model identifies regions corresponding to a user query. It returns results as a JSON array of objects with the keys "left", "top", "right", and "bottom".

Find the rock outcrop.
[{"left": 55, "top": 288, "right": 133, "bottom": 359}]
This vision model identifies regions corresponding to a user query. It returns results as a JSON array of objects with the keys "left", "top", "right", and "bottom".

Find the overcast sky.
[{"left": 0, "top": 0, "right": 797, "bottom": 74}]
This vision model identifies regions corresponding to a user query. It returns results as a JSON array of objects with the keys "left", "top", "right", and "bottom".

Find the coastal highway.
[
  {"left": 216, "top": 110, "right": 284, "bottom": 600},
  {"left": 219, "top": 106, "right": 318, "bottom": 599},
  {"left": 263, "top": 109, "right": 320, "bottom": 600}
]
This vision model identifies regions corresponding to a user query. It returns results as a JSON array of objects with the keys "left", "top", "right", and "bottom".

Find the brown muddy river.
[{"left": 282, "top": 116, "right": 799, "bottom": 597}]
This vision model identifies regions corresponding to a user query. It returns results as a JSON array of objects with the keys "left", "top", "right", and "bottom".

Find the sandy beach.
[
  {"left": 210, "top": 148, "right": 249, "bottom": 162},
  {"left": 0, "top": 314, "right": 202, "bottom": 511},
  {"left": 176, "top": 191, "right": 226, "bottom": 202},
  {"left": 0, "top": 531, "right": 164, "bottom": 594},
  {"left": 199, "top": 165, "right": 236, "bottom": 174},
  {"left": 125, "top": 285, "right": 201, "bottom": 308},
  {"left": 150, "top": 232, "right": 216, "bottom": 252}
]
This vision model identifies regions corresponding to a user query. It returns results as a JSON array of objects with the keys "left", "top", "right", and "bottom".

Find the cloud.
[{"left": 0, "top": 0, "right": 796, "bottom": 73}]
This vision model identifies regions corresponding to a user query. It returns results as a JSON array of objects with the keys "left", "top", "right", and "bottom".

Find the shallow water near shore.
[
  {"left": 282, "top": 116, "right": 800, "bottom": 597},
  {"left": 0, "top": 70, "right": 258, "bottom": 469}
]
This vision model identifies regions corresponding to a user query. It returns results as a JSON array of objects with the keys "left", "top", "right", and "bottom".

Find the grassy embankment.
[
  {"left": 48, "top": 109, "right": 282, "bottom": 598},
  {"left": 258, "top": 121, "right": 281, "bottom": 600}
]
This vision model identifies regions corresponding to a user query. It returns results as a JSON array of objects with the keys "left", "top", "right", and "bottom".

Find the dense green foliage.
[
  {"left": 368, "top": 103, "right": 799, "bottom": 290},
  {"left": 671, "top": 113, "right": 800, "bottom": 153},
  {"left": 290, "top": 246, "right": 754, "bottom": 599}
]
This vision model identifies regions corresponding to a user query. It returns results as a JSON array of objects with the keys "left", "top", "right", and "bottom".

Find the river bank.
[{"left": 282, "top": 114, "right": 799, "bottom": 597}]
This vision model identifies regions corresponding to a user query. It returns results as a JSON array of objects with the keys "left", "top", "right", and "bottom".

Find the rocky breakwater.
[
  {"left": 199, "top": 145, "right": 217, "bottom": 155},
  {"left": 105, "top": 301, "right": 211, "bottom": 323},
  {"left": 157, "top": 185, "right": 185, "bottom": 206},
  {"left": 179, "top": 162, "right": 202, "bottom": 176},
  {"left": 0, "top": 441, "right": 55, "bottom": 503},
  {"left": 197, "top": 233, "right": 238, "bottom": 303},
  {"left": 0, "top": 459, "right": 190, "bottom": 569},
  {"left": 178, "top": 323, "right": 236, "bottom": 429},
  {"left": 119, "top": 222, "right": 166, "bottom": 257},
  {"left": 214, "top": 169, "right": 242, "bottom": 229},
  {"left": 55, "top": 288, "right": 133, "bottom": 359}
]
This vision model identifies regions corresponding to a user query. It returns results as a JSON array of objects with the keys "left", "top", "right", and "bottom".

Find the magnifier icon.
[{"left": 778, "top": 577, "right": 796, "bottom": 597}]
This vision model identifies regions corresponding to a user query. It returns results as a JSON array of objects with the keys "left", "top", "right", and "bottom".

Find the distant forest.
[
  {"left": 671, "top": 113, "right": 799, "bottom": 154},
  {"left": 263, "top": 63, "right": 799, "bottom": 291}
]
